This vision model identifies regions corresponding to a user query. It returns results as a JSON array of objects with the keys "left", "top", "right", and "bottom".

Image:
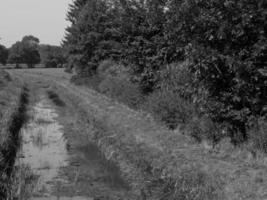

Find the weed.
[
  {"left": 147, "top": 166, "right": 223, "bottom": 200},
  {"left": 0, "top": 85, "right": 29, "bottom": 199},
  {"left": 249, "top": 118, "right": 267, "bottom": 153}
]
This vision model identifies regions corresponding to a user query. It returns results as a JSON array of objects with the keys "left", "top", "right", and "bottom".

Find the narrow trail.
[{"left": 12, "top": 71, "right": 134, "bottom": 200}]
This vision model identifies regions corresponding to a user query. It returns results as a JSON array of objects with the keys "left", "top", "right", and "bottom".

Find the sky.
[{"left": 0, "top": 0, "right": 73, "bottom": 47}]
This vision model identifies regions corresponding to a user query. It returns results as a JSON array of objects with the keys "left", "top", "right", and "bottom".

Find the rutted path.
[
  {"left": 9, "top": 68, "right": 267, "bottom": 200},
  {"left": 13, "top": 74, "right": 134, "bottom": 200},
  {"left": 18, "top": 97, "right": 70, "bottom": 199}
]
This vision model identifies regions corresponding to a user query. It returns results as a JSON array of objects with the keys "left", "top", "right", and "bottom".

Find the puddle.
[
  {"left": 17, "top": 96, "right": 130, "bottom": 199},
  {"left": 18, "top": 98, "right": 69, "bottom": 196}
]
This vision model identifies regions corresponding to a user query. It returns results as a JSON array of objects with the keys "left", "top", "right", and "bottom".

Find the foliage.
[
  {"left": 8, "top": 35, "right": 41, "bottom": 68},
  {"left": 64, "top": 0, "right": 267, "bottom": 143},
  {"left": 99, "top": 76, "right": 143, "bottom": 108},
  {"left": 144, "top": 88, "right": 194, "bottom": 129},
  {"left": 39, "top": 45, "right": 66, "bottom": 68},
  {"left": 0, "top": 44, "right": 8, "bottom": 65},
  {"left": 63, "top": 0, "right": 123, "bottom": 75},
  {"left": 167, "top": 0, "right": 267, "bottom": 142},
  {"left": 97, "top": 60, "right": 143, "bottom": 108}
]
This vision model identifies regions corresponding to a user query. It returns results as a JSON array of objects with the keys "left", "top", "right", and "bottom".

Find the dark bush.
[
  {"left": 143, "top": 89, "right": 194, "bottom": 129},
  {"left": 188, "top": 116, "right": 226, "bottom": 144},
  {"left": 99, "top": 76, "right": 143, "bottom": 109}
]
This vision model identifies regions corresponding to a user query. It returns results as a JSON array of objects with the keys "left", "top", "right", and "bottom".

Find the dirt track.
[
  {"left": 10, "top": 69, "right": 136, "bottom": 200},
  {"left": 8, "top": 68, "right": 267, "bottom": 200}
]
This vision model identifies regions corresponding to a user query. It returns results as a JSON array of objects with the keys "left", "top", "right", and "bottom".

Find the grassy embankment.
[
  {"left": 0, "top": 69, "right": 29, "bottom": 199},
  {"left": 67, "top": 63, "right": 267, "bottom": 200},
  {"left": 46, "top": 77, "right": 223, "bottom": 200},
  {"left": 14, "top": 68, "right": 267, "bottom": 200}
]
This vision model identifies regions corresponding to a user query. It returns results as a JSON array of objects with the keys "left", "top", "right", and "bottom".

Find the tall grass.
[
  {"left": 0, "top": 83, "right": 29, "bottom": 199},
  {"left": 99, "top": 76, "right": 143, "bottom": 109},
  {"left": 148, "top": 166, "right": 223, "bottom": 200}
]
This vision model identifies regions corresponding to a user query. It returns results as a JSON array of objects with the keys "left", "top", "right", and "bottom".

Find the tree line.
[
  {"left": 0, "top": 35, "right": 66, "bottom": 68},
  {"left": 63, "top": 0, "right": 267, "bottom": 144},
  {"left": 64, "top": 0, "right": 266, "bottom": 144}
]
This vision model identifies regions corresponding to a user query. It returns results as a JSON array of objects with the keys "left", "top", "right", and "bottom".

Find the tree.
[
  {"left": 0, "top": 44, "right": 8, "bottom": 65},
  {"left": 166, "top": 0, "right": 267, "bottom": 142},
  {"left": 8, "top": 35, "right": 41, "bottom": 68},
  {"left": 39, "top": 45, "right": 66, "bottom": 68},
  {"left": 64, "top": 0, "right": 168, "bottom": 91}
]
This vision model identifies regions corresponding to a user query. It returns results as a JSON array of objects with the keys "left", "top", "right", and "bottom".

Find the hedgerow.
[{"left": 64, "top": 0, "right": 267, "bottom": 144}]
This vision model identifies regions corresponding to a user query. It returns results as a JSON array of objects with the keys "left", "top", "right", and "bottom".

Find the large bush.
[
  {"left": 97, "top": 60, "right": 143, "bottom": 108},
  {"left": 99, "top": 76, "right": 143, "bottom": 108},
  {"left": 143, "top": 88, "right": 194, "bottom": 129},
  {"left": 143, "top": 63, "right": 195, "bottom": 129}
]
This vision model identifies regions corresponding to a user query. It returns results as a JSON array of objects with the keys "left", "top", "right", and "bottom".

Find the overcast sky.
[{"left": 0, "top": 0, "right": 72, "bottom": 47}]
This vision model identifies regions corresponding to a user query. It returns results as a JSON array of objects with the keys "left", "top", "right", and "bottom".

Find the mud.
[
  {"left": 17, "top": 93, "right": 132, "bottom": 199},
  {"left": 18, "top": 97, "right": 69, "bottom": 197}
]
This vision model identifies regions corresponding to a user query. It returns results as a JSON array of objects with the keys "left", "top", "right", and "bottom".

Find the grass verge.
[{"left": 0, "top": 79, "right": 29, "bottom": 199}]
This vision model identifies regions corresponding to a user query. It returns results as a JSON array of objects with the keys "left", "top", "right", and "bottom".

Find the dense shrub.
[
  {"left": 99, "top": 76, "right": 143, "bottom": 108},
  {"left": 143, "top": 63, "right": 195, "bottom": 129},
  {"left": 97, "top": 59, "right": 129, "bottom": 79},
  {"left": 143, "top": 89, "right": 194, "bottom": 129},
  {"left": 168, "top": 0, "right": 267, "bottom": 142}
]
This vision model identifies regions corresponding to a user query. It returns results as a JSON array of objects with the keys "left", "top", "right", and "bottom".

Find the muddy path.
[{"left": 14, "top": 75, "right": 135, "bottom": 200}]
